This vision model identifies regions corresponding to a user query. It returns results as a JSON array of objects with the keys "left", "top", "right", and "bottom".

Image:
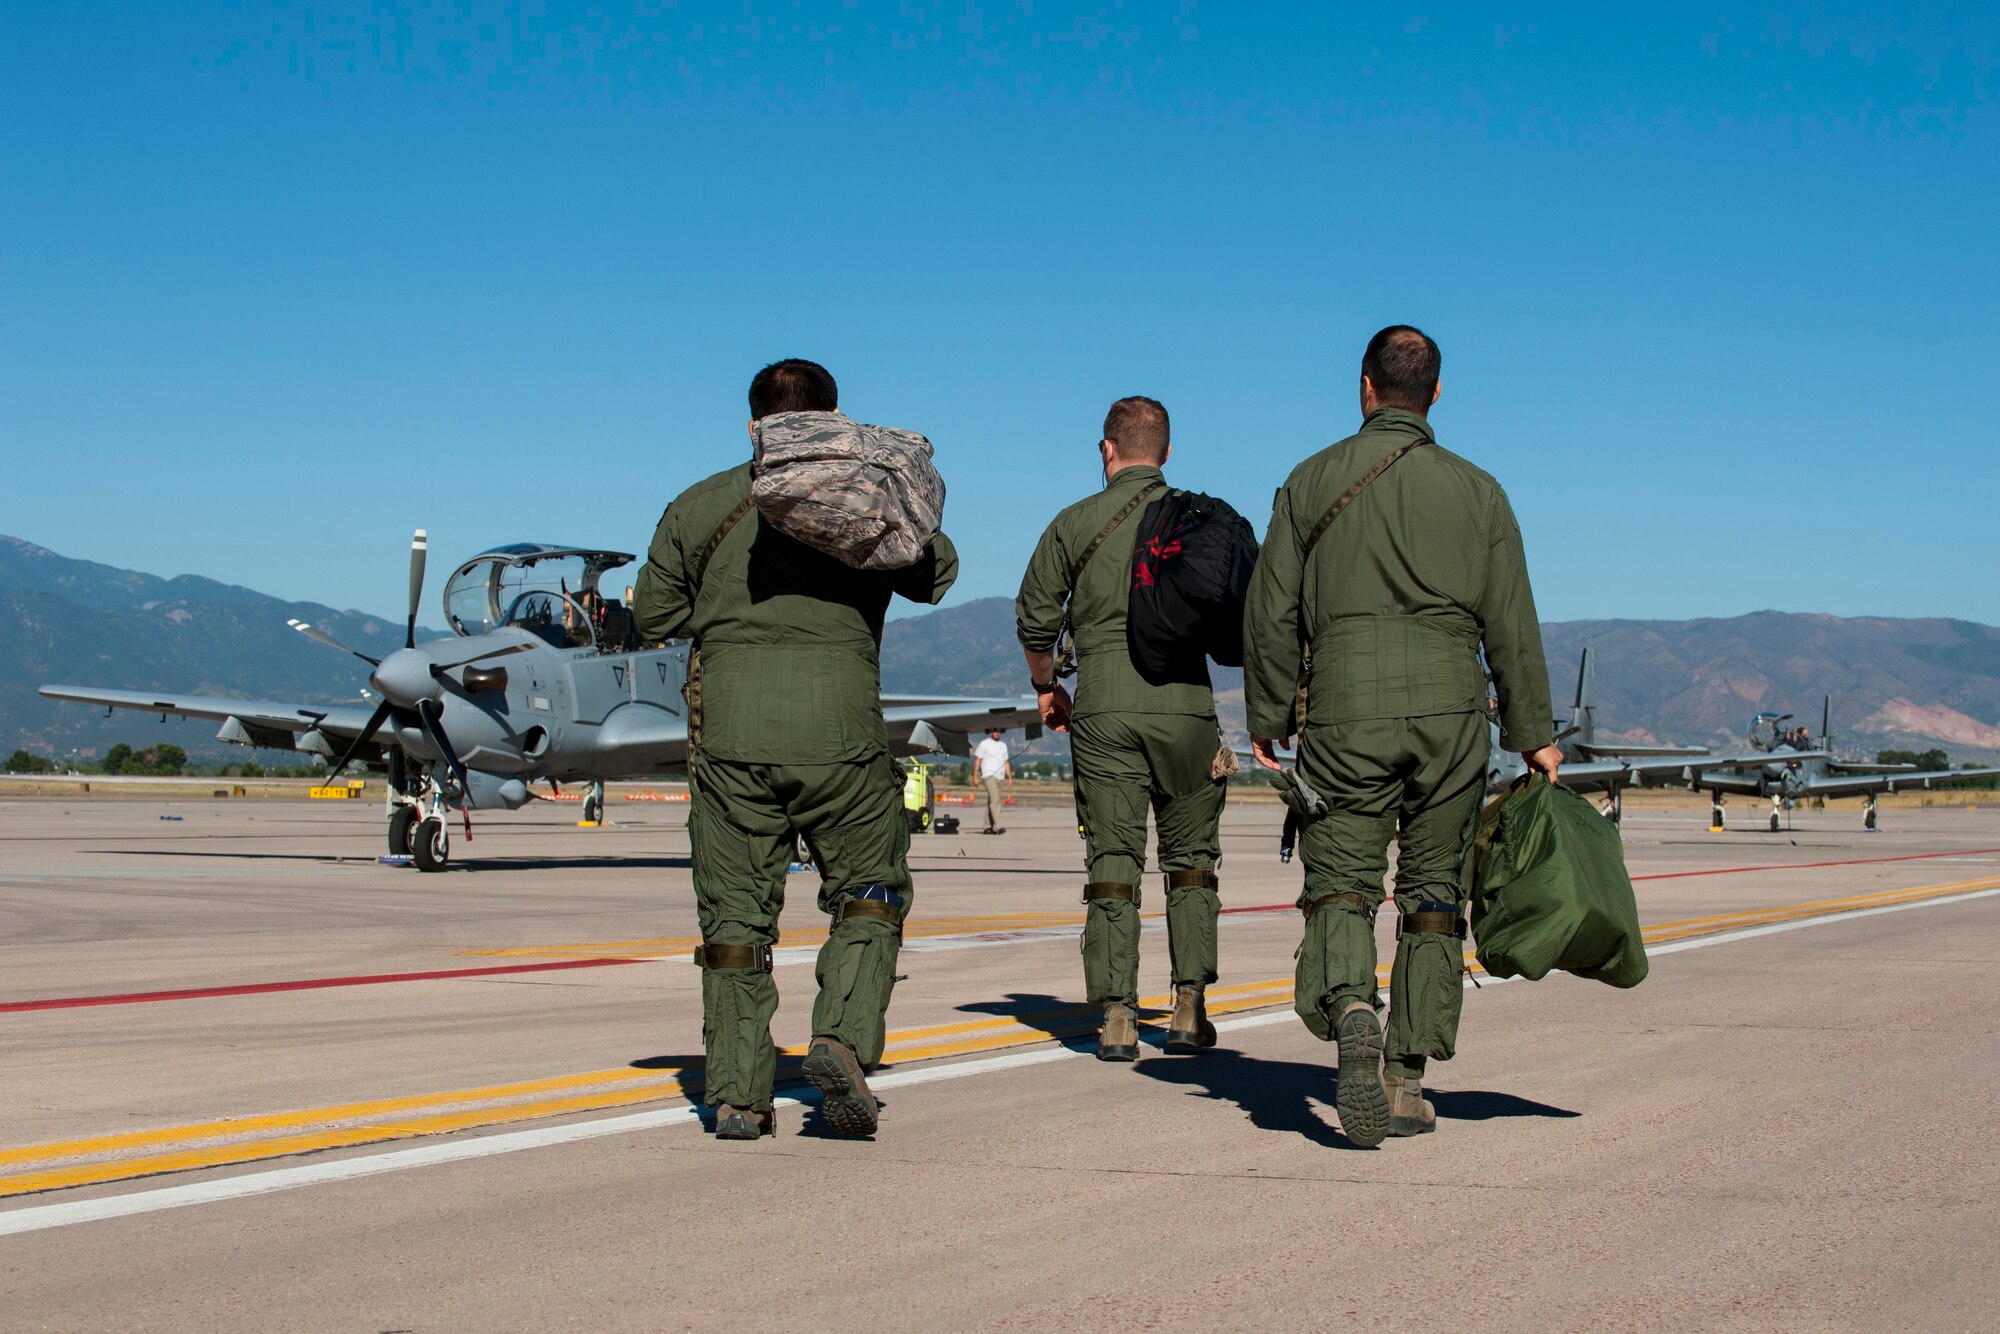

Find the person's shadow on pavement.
[{"left": 1133, "top": 1048, "right": 1579, "bottom": 1149}]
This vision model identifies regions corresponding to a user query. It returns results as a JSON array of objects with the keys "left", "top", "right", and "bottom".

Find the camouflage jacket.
[
  {"left": 1242, "top": 409, "right": 1553, "bottom": 752},
  {"left": 751, "top": 411, "right": 946, "bottom": 571},
  {"left": 1015, "top": 464, "right": 1216, "bottom": 720},
  {"left": 633, "top": 462, "right": 959, "bottom": 765}
]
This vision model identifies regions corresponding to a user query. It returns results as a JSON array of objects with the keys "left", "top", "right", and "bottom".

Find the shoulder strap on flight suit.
[
  {"left": 1068, "top": 480, "right": 1165, "bottom": 586},
  {"left": 1285, "top": 439, "right": 1429, "bottom": 734},
  {"left": 1298, "top": 438, "right": 1429, "bottom": 560},
  {"left": 1052, "top": 480, "right": 1163, "bottom": 679},
  {"left": 693, "top": 495, "right": 755, "bottom": 592},
  {"left": 681, "top": 492, "right": 755, "bottom": 754}
]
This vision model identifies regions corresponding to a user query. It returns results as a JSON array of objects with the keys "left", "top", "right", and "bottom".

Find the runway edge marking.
[{"left": 2, "top": 882, "right": 1995, "bottom": 1238}]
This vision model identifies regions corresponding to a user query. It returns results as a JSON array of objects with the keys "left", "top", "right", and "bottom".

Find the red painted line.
[
  {"left": 0, "top": 958, "right": 643, "bottom": 1014},
  {"left": 1629, "top": 845, "right": 2000, "bottom": 883},
  {"left": 1218, "top": 846, "right": 2000, "bottom": 916}
]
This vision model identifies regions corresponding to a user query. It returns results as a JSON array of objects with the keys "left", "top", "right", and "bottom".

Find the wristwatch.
[{"left": 1031, "top": 679, "right": 1058, "bottom": 694}]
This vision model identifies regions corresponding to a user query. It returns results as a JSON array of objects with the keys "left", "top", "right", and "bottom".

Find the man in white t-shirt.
[{"left": 973, "top": 728, "right": 1012, "bottom": 834}]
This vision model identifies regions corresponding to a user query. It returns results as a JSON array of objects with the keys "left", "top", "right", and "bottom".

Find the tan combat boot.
[
  {"left": 1164, "top": 984, "right": 1217, "bottom": 1051},
  {"left": 1332, "top": 999, "right": 1389, "bottom": 1147},
  {"left": 803, "top": 1036, "right": 880, "bottom": 1137},
  {"left": 713, "top": 1105, "right": 772, "bottom": 1141},
  {"left": 1383, "top": 1073, "right": 1436, "bottom": 1137},
  {"left": 1097, "top": 1002, "right": 1140, "bottom": 1062}
]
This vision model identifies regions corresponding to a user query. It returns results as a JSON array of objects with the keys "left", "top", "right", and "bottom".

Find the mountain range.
[{"left": 6, "top": 534, "right": 1999, "bottom": 764}]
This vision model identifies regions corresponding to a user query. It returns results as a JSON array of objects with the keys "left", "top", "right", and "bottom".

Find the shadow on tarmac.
[
  {"left": 955, "top": 991, "right": 1165, "bottom": 1044},
  {"left": 1134, "top": 1048, "right": 1580, "bottom": 1149},
  {"left": 628, "top": 1053, "right": 873, "bottom": 1140}
]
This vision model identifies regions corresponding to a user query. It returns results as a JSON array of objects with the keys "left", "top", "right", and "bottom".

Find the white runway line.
[{"left": 3, "top": 884, "right": 1994, "bottom": 1238}]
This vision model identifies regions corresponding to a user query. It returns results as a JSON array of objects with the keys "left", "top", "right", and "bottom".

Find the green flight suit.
[
  {"left": 1016, "top": 464, "right": 1227, "bottom": 1009},
  {"left": 633, "top": 461, "right": 958, "bottom": 1113},
  {"left": 1242, "top": 408, "right": 1553, "bottom": 1081}
]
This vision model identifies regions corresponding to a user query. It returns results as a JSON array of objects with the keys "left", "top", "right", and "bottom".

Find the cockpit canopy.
[
  {"left": 1747, "top": 711, "right": 1793, "bottom": 753},
  {"left": 442, "top": 544, "right": 637, "bottom": 651}
]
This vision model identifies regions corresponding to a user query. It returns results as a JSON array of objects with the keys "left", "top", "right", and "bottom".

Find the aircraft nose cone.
[{"left": 371, "top": 648, "right": 439, "bottom": 707}]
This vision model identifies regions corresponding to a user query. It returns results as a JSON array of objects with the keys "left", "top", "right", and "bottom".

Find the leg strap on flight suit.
[
  {"left": 834, "top": 883, "right": 904, "bottom": 928},
  {"left": 1397, "top": 902, "right": 1467, "bottom": 940},
  {"left": 1302, "top": 890, "right": 1375, "bottom": 924},
  {"left": 1083, "top": 881, "right": 1139, "bottom": 905},
  {"left": 693, "top": 942, "right": 774, "bottom": 973},
  {"left": 1163, "top": 869, "right": 1218, "bottom": 892}
]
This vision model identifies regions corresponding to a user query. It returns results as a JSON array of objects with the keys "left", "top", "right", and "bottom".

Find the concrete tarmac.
[{"left": 1, "top": 794, "right": 1996, "bottom": 1330}]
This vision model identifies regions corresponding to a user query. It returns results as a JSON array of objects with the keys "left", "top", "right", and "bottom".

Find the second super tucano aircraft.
[{"left": 40, "top": 532, "right": 1042, "bottom": 870}]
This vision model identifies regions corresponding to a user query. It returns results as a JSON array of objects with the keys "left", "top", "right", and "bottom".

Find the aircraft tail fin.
[{"left": 1564, "top": 648, "right": 1596, "bottom": 750}]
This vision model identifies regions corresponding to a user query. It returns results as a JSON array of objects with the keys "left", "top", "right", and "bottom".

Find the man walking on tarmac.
[
  {"left": 633, "top": 358, "right": 958, "bottom": 1141},
  {"left": 1244, "top": 327, "right": 1561, "bottom": 1146},
  {"left": 1016, "top": 396, "right": 1229, "bottom": 1062}
]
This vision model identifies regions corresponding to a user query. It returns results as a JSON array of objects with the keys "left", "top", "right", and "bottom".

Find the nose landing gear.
[{"left": 385, "top": 763, "right": 455, "bottom": 871}]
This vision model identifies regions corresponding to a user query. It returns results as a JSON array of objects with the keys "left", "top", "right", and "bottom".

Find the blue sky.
[{"left": 4, "top": 3, "right": 1996, "bottom": 625}]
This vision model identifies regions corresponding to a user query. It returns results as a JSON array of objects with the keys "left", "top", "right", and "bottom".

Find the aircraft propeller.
[
  {"left": 286, "top": 619, "right": 380, "bottom": 667},
  {"left": 324, "top": 699, "right": 398, "bottom": 784},
  {"left": 416, "top": 698, "right": 471, "bottom": 795},
  {"left": 286, "top": 530, "right": 430, "bottom": 663}
]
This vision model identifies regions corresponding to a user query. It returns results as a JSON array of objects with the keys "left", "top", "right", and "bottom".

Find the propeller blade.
[
  {"left": 417, "top": 698, "right": 470, "bottom": 795},
  {"left": 326, "top": 698, "right": 395, "bottom": 783},
  {"left": 406, "top": 529, "right": 428, "bottom": 650},
  {"left": 288, "top": 619, "right": 381, "bottom": 667},
  {"left": 430, "top": 641, "right": 536, "bottom": 672}
]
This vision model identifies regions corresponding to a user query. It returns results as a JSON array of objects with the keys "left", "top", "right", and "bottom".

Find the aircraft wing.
[
  {"left": 1796, "top": 765, "right": 2000, "bottom": 798},
  {"left": 1548, "top": 760, "right": 1664, "bottom": 792},
  {"left": 581, "top": 697, "right": 1042, "bottom": 774},
  {"left": 38, "top": 685, "right": 383, "bottom": 749},
  {"left": 1574, "top": 743, "right": 1709, "bottom": 760},
  {"left": 1626, "top": 751, "right": 1832, "bottom": 790},
  {"left": 884, "top": 699, "right": 1043, "bottom": 757}
]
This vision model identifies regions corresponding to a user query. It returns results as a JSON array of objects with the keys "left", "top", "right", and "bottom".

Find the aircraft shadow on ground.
[{"left": 1134, "top": 1048, "right": 1580, "bottom": 1149}]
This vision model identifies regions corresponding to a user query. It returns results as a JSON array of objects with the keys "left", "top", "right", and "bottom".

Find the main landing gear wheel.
[
  {"left": 388, "top": 805, "right": 419, "bottom": 857},
  {"left": 583, "top": 793, "right": 603, "bottom": 824},
  {"left": 412, "top": 817, "right": 450, "bottom": 872}
]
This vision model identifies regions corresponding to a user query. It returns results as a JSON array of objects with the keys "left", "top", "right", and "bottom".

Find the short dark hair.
[
  {"left": 1102, "top": 396, "right": 1170, "bottom": 464},
  {"left": 1360, "top": 326, "right": 1441, "bottom": 412},
  {"left": 748, "top": 359, "right": 838, "bottom": 419}
]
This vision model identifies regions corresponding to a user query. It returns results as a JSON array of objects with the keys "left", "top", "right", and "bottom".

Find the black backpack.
[{"left": 1127, "top": 490, "right": 1259, "bottom": 685}]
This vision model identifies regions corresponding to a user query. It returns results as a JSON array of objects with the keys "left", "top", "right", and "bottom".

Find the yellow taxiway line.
[{"left": 4, "top": 875, "right": 1993, "bottom": 1199}]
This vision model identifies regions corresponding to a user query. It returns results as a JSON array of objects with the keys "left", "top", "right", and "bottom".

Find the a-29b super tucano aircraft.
[{"left": 40, "top": 533, "right": 1042, "bottom": 870}]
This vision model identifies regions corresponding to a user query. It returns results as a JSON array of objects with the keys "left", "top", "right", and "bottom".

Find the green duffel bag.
[{"left": 1470, "top": 775, "right": 1649, "bottom": 988}]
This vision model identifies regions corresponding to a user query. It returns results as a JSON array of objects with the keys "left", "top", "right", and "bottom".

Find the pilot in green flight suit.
[
  {"left": 633, "top": 359, "right": 958, "bottom": 1141},
  {"left": 1243, "top": 327, "right": 1561, "bottom": 1147},
  {"left": 1016, "top": 396, "right": 1228, "bottom": 1062}
]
